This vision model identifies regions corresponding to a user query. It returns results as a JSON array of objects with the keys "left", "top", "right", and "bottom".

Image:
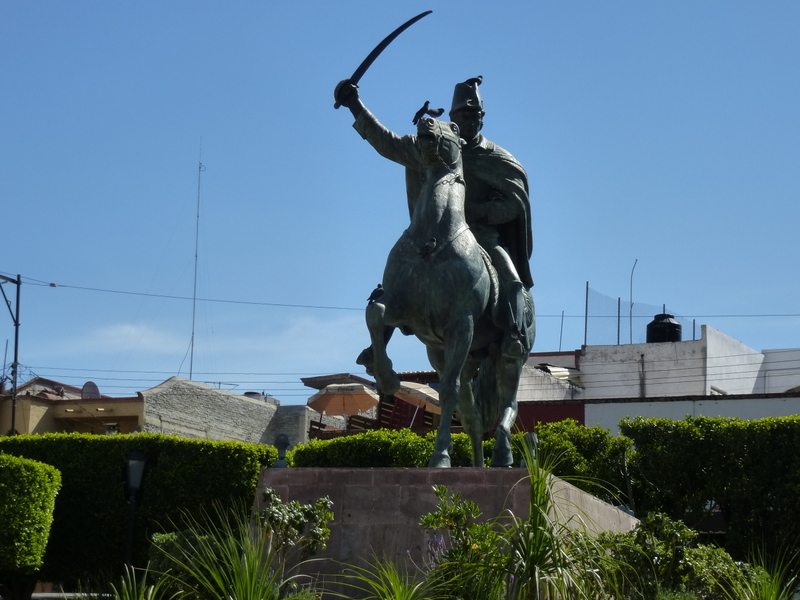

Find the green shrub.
[
  {"left": 621, "top": 415, "right": 800, "bottom": 558},
  {"left": 600, "top": 512, "right": 747, "bottom": 600},
  {"left": 0, "top": 453, "right": 61, "bottom": 572},
  {"left": 520, "top": 419, "right": 632, "bottom": 504},
  {"left": 290, "top": 424, "right": 630, "bottom": 478},
  {"left": 291, "top": 429, "right": 431, "bottom": 467},
  {"left": 0, "top": 433, "right": 276, "bottom": 585},
  {"left": 0, "top": 453, "right": 61, "bottom": 600}
]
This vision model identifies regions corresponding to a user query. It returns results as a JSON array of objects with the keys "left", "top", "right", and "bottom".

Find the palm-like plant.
[
  {"left": 498, "top": 440, "right": 625, "bottom": 599},
  {"left": 715, "top": 547, "right": 799, "bottom": 600},
  {"left": 108, "top": 564, "right": 180, "bottom": 600},
  {"left": 151, "top": 502, "right": 310, "bottom": 600},
  {"left": 422, "top": 438, "right": 629, "bottom": 600},
  {"left": 335, "top": 557, "right": 428, "bottom": 600}
]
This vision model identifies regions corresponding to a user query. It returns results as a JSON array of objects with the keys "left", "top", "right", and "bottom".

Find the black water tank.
[{"left": 647, "top": 313, "right": 682, "bottom": 343}]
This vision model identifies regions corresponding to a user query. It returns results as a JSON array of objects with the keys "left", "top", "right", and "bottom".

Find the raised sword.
[{"left": 334, "top": 10, "right": 432, "bottom": 109}]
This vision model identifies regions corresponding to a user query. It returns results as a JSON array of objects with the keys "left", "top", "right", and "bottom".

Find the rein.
[{"left": 403, "top": 222, "right": 470, "bottom": 258}]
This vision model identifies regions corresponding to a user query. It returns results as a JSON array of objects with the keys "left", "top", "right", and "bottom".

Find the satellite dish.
[{"left": 81, "top": 381, "right": 101, "bottom": 399}]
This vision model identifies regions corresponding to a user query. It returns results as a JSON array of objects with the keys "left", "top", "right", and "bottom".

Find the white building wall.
[
  {"left": 585, "top": 401, "right": 696, "bottom": 433},
  {"left": 579, "top": 339, "right": 707, "bottom": 399},
  {"left": 571, "top": 326, "right": 799, "bottom": 400},
  {"left": 586, "top": 396, "right": 800, "bottom": 435},
  {"left": 761, "top": 348, "right": 800, "bottom": 393},
  {"left": 704, "top": 326, "right": 764, "bottom": 394}
]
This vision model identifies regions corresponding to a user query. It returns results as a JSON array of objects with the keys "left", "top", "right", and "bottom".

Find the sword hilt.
[{"left": 334, "top": 79, "right": 358, "bottom": 110}]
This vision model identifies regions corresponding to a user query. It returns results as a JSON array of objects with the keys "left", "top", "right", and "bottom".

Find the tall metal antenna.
[
  {"left": 629, "top": 259, "right": 638, "bottom": 344},
  {"left": 189, "top": 145, "right": 205, "bottom": 380}
]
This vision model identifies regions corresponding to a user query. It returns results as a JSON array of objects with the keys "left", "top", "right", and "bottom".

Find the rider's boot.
[{"left": 502, "top": 280, "right": 528, "bottom": 359}]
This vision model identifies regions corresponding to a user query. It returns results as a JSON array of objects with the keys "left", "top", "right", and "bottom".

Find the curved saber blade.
[{"left": 334, "top": 10, "right": 432, "bottom": 109}]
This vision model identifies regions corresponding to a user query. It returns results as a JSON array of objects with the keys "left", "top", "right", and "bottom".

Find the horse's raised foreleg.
[
  {"left": 428, "top": 315, "right": 474, "bottom": 468},
  {"left": 364, "top": 302, "right": 400, "bottom": 396},
  {"left": 356, "top": 327, "right": 395, "bottom": 378}
]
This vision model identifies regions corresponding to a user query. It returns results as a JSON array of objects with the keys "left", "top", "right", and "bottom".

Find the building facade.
[{"left": 519, "top": 324, "right": 800, "bottom": 433}]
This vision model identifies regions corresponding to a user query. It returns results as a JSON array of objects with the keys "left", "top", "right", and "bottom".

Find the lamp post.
[
  {"left": 125, "top": 450, "right": 146, "bottom": 565},
  {"left": 0, "top": 274, "right": 20, "bottom": 435}
]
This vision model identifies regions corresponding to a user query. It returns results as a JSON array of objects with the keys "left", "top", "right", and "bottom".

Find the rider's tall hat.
[{"left": 449, "top": 75, "right": 484, "bottom": 116}]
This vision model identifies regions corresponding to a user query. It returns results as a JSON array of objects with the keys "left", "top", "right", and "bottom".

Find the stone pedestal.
[{"left": 255, "top": 467, "right": 637, "bottom": 583}]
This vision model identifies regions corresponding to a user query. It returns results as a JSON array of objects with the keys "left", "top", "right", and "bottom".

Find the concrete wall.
[
  {"left": 256, "top": 467, "right": 637, "bottom": 583},
  {"left": 142, "top": 377, "right": 278, "bottom": 444},
  {"left": 527, "top": 351, "right": 582, "bottom": 370},
  {"left": 517, "top": 365, "right": 582, "bottom": 402},
  {"left": 266, "top": 404, "right": 319, "bottom": 449},
  {"left": 580, "top": 337, "right": 707, "bottom": 399},
  {"left": 2, "top": 395, "right": 68, "bottom": 435}
]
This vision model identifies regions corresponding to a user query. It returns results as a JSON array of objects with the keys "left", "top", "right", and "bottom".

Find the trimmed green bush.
[
  {"left": 290, "top": 430, "right": 486, "bottom": 468},
  {"left": 290, "top": 429, "right": 432, "bottom": 467},
  {"left": 0, "top": 453, "right": 61, "bottom": 600},
  {"left": 0, "top": 433, "right": 276, "bottom": 585},
  {"left": 0, "top": 453, "right": 61, "bottom": 572},
  {"left": 620, "top": 415, "right": 800, "bottom": 558}
]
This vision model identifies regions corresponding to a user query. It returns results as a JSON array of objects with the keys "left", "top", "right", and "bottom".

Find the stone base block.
[{"left": 255, "top": 467, "right": 637, "bottom": 583}]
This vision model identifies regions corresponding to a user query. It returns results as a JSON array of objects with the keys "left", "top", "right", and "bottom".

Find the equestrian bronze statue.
[{"left": 335, "top": 74, "right": 534, "bottom": 468}]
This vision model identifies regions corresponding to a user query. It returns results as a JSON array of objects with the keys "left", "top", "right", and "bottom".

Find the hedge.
[
  {"left": 291, "top": 429, "right": 435, "bottom": 467},
  {"left": 0, "top": 433, "right": 276, "bottom": 584},
  {"left": 289, "top": 423, "right": 629, "bottom": 503},
  {"left": 0, "top": 453, "right": 61, "bottom": 572},
  {"left": 620, "top": 415, "right": 800, "bottom": 558}
]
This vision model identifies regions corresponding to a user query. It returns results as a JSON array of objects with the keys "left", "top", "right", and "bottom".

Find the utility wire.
[{"left": 7, "top": 270, "right": 800, "bottom": 319}]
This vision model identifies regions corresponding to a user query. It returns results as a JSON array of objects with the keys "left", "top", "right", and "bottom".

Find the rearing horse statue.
[{"left": 339, "top": 92, "right": 534, "bottom": 467}]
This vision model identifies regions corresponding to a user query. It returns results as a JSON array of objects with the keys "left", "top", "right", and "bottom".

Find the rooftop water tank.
[{"left": 646, "top": 313, "right": 682, "bottom": 343}]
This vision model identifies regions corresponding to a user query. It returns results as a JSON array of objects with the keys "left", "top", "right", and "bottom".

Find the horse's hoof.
[
  {"left": 378, "top": 370, "right": 400, "bottom": 397},
  {"left": 491, "top": 447, "right": 514, "bottom": 468},
  {"left": 428, "top": 452, "right": 451, "bottom": 468},
  {"left": 356, "top": 347, "right": 373, "bottom": 367}
]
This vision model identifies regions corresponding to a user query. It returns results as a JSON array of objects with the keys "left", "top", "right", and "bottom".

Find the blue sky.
[{"left": 2, "top": 2, "right": 799, "bottom": 403}]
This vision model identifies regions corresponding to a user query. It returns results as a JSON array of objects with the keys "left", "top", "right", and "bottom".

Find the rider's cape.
[{"left": 461, "top": 135, "right": 533, "bottom": 290}]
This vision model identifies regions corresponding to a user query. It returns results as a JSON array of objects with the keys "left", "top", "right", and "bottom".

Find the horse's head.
[{"left": 416, "top": 117, "right": 464, "bottom": 171}]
